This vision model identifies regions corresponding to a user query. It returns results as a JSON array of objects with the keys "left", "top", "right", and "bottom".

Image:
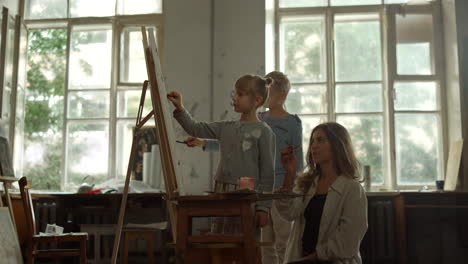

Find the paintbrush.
[{"left": 176, "top": 140, "right": 188, "bottom": 145}]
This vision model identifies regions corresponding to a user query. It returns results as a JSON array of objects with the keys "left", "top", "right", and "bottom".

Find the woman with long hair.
[{"left": 276, "top": 122, "right": 367, "bottom": 264}]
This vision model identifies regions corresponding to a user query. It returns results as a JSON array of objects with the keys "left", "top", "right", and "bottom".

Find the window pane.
[
  {"left": 336, "top": 83, "right": 382, "bottom": 113},
  {"left": 117, "top": 90, "right": 153, "bottom": 118},
  {"left": 120, "top": 27, "right": 156, "bottom": 83},
  {"left": 395, "top": 114, "right": 441, "bottom": 185},
  {"left": 337, "top": 115, "right": 384, "bottom": 185},
  {"left": 394, "top": 82, "right": 437, "bottom": 111},
  {"left": 280, "top": 16, "right": 326, "bottom": 83},
  {"left": 66, "top": 122, "right": 109, "bottom": 188},
  {"left": 26, "top": 0, "right": 67, "bottom": 19},
  {"left": 117, "top": 0, "right": 162, "bottom": 15},
  {"left": 386, "top": 0, "right": 432, "bottom": 4},
  {"left": 70, "top": 0, "right": 115, "bottom": 17},
  {"left": 286, "top": 85, "right": 326, "bottom": 114},
  {"left": 70, "top": 25, "right": 112, "bottom": 89},
  {"left": 68, "top": 91, "right": 110, "bottom": 118},
  {"left": 396, "top": 13, "right": 433, "bottom": 75},
  {"left": 116, "top": 120, "right": 134, "bottom": 178},
  {"left": 334, "top": 14, "right": 382, "bottom": 82},
  {"left": 301, "top": 115, "right": 326, "bottom": 155},
  {"left": 331, "top": 0, "right": 381, "bottom": 6},
  {"left": 397, "top": 43, "right": 432, "bottom": 75},
  {"left": 24, "top": 28, "right": 67, "bottom": 190},
  {"left": 279, "top": 0, "right": 327, "bottom": 8}
]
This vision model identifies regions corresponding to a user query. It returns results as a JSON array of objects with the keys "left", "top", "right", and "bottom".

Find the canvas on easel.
[
  {"left": 444, "top": 139, "right": 464, "bottom": 191},
  {"left": 0, "top": 136, "right": 14, "bottom": 177},
  {"left": 0, "top": 207, "right": 23, "bottom": 263}
]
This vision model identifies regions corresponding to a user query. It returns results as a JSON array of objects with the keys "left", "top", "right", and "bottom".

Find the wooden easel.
[{"left": 111, "top": 27, "right": 180, "bottom": 264}]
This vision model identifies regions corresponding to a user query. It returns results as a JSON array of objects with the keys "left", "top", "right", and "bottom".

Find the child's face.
[
  {"left": 265, "top": 86, "right": 287, "bottom": 109},
  {"left": 232, "top": 87, "right": 257, "bottom": 113}
]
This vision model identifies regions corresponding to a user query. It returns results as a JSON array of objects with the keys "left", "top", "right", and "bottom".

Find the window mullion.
[
  {"left": 386, "top": 7, "right": 397, "bottom": 190},
  {"left": 274, "top": 0, "right": 280, "bottom": 71},
  {"left": 109, "top": 20, "right": 119, "bottom": 180},
  {"left": 326, "top": 8, "right": 335, "bottom": 122},
  {"left": 62, "top": 22, "right": 72, "bottom": 190}
]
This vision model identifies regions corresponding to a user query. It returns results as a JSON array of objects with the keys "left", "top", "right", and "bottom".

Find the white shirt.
[{"left": 274, "top": 175, "right": 368, "bottom": 264}]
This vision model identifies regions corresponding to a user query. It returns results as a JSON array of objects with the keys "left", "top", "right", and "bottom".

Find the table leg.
[{"left": 241, "top": 202, "right": 256, "bottom": 264}]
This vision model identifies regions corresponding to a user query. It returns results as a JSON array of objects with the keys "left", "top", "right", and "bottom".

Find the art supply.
[
  {"left": 435, "top": 180, "right": 444, "bottom": 191},
  {"left": 238, "top": 177, "right": 255, "bottom": 190},
  {"left": 363, "top": 165, "right": 371, "bottom": 191},
  {"left": 176, "top": 140, "right": 187, "bottom": 145}
]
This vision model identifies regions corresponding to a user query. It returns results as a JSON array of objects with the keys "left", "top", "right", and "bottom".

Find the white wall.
[
  {"left": 0, "top": 0, "right": 19, "bottom": 15},
  {"left": 454, "top": 0, "right": 468, "bottom": 189},
  {"left": 163, "top": 0, "right": 213, "bottom": 194},
  {"left": 442, "top": 0, "right": 468, "bottom": 190}
]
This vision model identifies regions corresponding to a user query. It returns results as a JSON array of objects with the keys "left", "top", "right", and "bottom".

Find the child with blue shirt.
[{"left": 185, "top": 71, "right": 304, "bottom": 264}]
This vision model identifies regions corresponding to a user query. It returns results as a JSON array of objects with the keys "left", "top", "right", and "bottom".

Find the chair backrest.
[{"left": 19, "top": 177, "right": 36, "bottom": 236}]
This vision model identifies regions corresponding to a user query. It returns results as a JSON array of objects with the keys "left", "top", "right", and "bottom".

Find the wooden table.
[{"left": 173, "top": 192, "right": 299, "bottom": 264}]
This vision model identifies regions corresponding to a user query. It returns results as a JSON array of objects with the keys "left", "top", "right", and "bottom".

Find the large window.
[
  {"left": 272, "top": 0, "right": 444, "bottom": 189},
  {"left": 23, "top": 0, "right": 162, "bottom": 190}
]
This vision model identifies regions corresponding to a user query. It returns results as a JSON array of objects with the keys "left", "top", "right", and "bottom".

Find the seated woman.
[{"left": 276, "top": 122, "right": 367, "bottom": 264}]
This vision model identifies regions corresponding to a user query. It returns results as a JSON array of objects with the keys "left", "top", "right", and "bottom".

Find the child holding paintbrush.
[
  {"left": 185, "top": 71, "right": 303, "bottom": 264},
  {"left": 168, "top": 74, "right": 276, "bottom": 230}
]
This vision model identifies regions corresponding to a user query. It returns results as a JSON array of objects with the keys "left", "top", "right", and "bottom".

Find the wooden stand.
[{"left": 174, "top": 193, "right": 297, "bottom": 264}]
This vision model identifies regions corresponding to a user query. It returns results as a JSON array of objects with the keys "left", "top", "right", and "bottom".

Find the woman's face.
[{"left": 310, "top": 128, "right": 333, "bottom": 165}]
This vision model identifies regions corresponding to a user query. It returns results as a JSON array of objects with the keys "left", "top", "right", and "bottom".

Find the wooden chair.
[{"left": 19, "top": 177, "right": 88, "bottom": 264}]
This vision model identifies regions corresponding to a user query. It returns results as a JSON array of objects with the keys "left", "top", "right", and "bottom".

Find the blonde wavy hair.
[{"left": 297, "top": 122, "right": 360, "bottom": 193}]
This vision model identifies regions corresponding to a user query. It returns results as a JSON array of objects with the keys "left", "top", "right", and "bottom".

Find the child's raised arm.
[{"left": 167, "top": 91, "right": 184, "bottom": 112}]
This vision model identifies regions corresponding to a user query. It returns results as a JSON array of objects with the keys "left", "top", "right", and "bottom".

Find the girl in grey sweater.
[{"left": 167, "top": 74, "right": 276, "bottom": 228}]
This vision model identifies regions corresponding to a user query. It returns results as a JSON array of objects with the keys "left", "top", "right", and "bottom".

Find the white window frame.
[
  {"left": 23, "top": 10, "right": 163, "bottom": 190},
  {"left": 273, "top": 0, "right": 446, "bottom": 190}
]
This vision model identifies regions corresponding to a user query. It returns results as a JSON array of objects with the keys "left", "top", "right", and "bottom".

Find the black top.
[{"left": 302, "top": 193, "right": 328, "bottom": 257}]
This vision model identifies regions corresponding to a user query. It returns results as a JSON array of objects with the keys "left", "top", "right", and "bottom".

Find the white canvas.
[
  {"left": 444, "top": 139, "right": 464, "bottom": 191},
  {"left": 0, "top": 208, "right": 23, "bottom": 264},
  {"left": 145, "top": 28, "right": 185, "bottom": 195}
]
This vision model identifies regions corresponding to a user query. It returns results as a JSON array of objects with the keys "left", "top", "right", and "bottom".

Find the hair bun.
[{"left": 265, "top": 77, "right": 273, "bottom": 86}]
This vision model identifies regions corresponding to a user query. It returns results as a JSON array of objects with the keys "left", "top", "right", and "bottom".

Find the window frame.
[
  {"left": 273, "top": 0, "right": 446, "bottom": 190},
  {"left": 23, "top": 6, "right": 163, "bottom": 190}
]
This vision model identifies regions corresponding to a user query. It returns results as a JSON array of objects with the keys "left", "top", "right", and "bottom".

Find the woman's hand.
[
  {"left": 280, "top": 145, "right": 297, "bottom": 191},
  {"left": 185, "top": 137, "right": 206, "bottom": 148},
  {"left": 255, "top": 210, "right": 269, "bottom": 228},
  {"left": 167, "top": 91, "right": 184, "bottom": 111}
]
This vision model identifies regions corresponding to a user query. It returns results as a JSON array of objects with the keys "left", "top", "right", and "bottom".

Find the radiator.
[
  {"left": 34, "top": 201, "right": 57, "bottom": 250},
  {"left": 369, "top": 200, "right": 395, "bottom": 262},
  {"left": 34, "top": 201, "right": 57, "bottom": 233}
]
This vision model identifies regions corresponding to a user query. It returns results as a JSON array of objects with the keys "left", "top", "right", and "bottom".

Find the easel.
[{"left": 111, "top": 27, "right": 180, "bottom": 264}]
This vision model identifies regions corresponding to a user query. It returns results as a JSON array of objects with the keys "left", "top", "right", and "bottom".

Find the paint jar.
[
  {"left": 363, "top": 165, "right": 371, "bottom": 192},
  {"left": 238, "top": 177, "right": 255, "bottom": 190},
  {"left": 435, "top": 180, "right": 445, "bottom": 191}
]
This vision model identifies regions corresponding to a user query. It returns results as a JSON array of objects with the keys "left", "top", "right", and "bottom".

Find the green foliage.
[{"left": 24, "top": 29, "right": 67, "bottom": 190}]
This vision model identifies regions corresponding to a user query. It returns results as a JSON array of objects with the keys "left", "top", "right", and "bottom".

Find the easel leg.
[{"left": 176, "top": 209, "right": 189, "bottom": 264}]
